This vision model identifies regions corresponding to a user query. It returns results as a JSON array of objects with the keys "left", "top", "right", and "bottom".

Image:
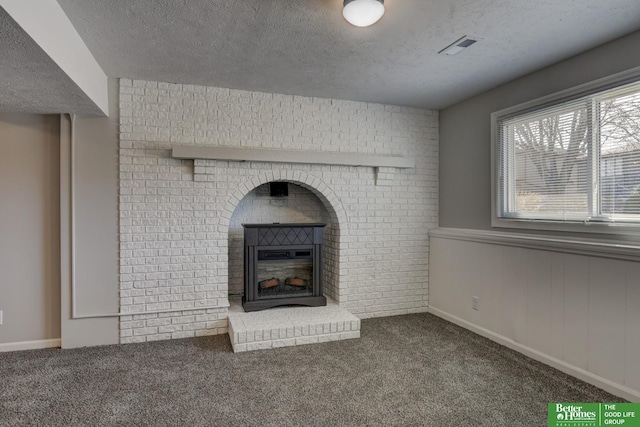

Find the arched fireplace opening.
[{"left": 227, "top": 179, "right": 342, "bottom": 306}]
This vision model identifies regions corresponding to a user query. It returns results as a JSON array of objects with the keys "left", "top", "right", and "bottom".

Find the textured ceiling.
[
  {"left": 5, "top": 1, "right": 640, "bottom": 114},
  {"left": 54, "top": 0, "right": 640, "bottom": 109},
  {"left": 0, "top": 8, "right": 103, "bottom": 115}
]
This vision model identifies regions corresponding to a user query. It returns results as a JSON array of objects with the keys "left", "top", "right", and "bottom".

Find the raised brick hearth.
[{"left": 228, "top": 298, "right": 360, "bottom": 352}]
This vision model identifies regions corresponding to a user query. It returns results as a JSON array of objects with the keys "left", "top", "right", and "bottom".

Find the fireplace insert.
[{"left": 242, "top": 223, "right": 327, "bottom": 312}]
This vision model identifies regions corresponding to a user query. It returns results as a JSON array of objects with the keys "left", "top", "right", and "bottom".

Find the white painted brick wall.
[{"left": 119, "top": 78, "right": 438, "bottom": 343}]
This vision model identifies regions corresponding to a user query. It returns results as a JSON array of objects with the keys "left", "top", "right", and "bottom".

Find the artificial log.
[
  {"left": 259, "top": 278, "right": 280, "bottom": 289},
  {"left": 285, "top": 277, "right": 307, "bottom": 287}
]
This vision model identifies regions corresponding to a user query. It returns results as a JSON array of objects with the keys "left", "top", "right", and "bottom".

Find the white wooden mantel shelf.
[{"left": 171, "top": 145, "right": 415, "bottom": 169}]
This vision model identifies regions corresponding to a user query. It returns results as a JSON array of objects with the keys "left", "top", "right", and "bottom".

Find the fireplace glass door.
[
  {"left": 256, "top": 248, "right": 314, "bottom": 300},
  {"left": 243, "top": 223, "right": 326, "bottom": 311}
]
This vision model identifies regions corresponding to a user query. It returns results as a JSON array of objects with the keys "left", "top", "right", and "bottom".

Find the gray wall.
[
  {"left": 59, "top": 78, "right": 119, "bottom": 348},
  {"left": 439, "top": 30, "right": 640, "bottom": 232},
  {"left": 0, "top": 114, "right": 61, "bottom": 344},
  {"left": 0, "top": 80, "right": 119, "bottom": 349}
]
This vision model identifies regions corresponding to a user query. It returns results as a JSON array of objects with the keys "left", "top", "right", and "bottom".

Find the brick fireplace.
[{"left": 118, "top": 79, "right": 438, "bottom": 344}]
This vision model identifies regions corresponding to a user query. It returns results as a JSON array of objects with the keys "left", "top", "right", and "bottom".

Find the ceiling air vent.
[{"left": 438, "top": 35, "right": 479, "bottom": 56}]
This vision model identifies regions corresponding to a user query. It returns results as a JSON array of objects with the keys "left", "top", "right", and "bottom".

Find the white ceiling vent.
[{"left": 438, "top": 36, "right": 480, "bottom": 56}]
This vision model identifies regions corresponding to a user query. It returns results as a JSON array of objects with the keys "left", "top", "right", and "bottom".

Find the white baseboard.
[
  {"left": 0, "top": 338, "right": 61, "bottom": 352},
  {"left": 426, "top": 307, "right": 640, "bottom": 402}
]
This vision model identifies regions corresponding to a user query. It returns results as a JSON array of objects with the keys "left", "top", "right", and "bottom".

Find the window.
[{"left": 494, "top": 77, "right": 640, "bottom": 232}]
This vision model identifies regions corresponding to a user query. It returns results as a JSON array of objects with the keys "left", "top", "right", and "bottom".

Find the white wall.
[
  {"left": 0, "top": 113, "right": 60, "bottom": 347},
  {"left": 59, "top": 78, "right": 119, "bottom": 349},
  {"left": 429, "top": 229, "right": 640, "bottom": 401},
  {"left": 118, "top": 79, "right": 439, "bottom": 343}
]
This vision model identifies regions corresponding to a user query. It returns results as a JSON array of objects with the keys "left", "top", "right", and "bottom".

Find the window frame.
[{"left": 491, "top": 68, "right": 640, "bottom": 236}]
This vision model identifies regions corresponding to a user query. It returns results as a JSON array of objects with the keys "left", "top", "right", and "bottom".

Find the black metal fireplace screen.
[{"left": 242, "top": 223, "right": 327, "bottom": 312}]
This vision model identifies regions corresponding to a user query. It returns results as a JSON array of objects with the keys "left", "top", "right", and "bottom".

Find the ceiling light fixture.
[{"left": 343, "top": 0, "right": 385, "bottom": 28}]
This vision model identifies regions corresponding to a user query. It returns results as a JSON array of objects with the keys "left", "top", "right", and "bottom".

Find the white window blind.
[{"left": 496, "top": 79, "right": 640, "bottom": 225}]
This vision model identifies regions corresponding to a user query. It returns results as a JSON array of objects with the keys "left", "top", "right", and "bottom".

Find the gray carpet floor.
[{"left": 0, "top": 313, "right": 622, "bottom": 426}]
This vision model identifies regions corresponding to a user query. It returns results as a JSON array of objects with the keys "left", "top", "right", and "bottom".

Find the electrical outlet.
[
  {"left": 472, "top": 296, "right": 480, "bottom": 311},
  {"left": 0, "top": 310, "right": 3, "bottom": 325}
]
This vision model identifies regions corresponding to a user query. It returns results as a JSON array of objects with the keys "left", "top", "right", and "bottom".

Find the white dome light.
[{"left": 343, "top": 0, "right": 385, "bottom": 28}]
